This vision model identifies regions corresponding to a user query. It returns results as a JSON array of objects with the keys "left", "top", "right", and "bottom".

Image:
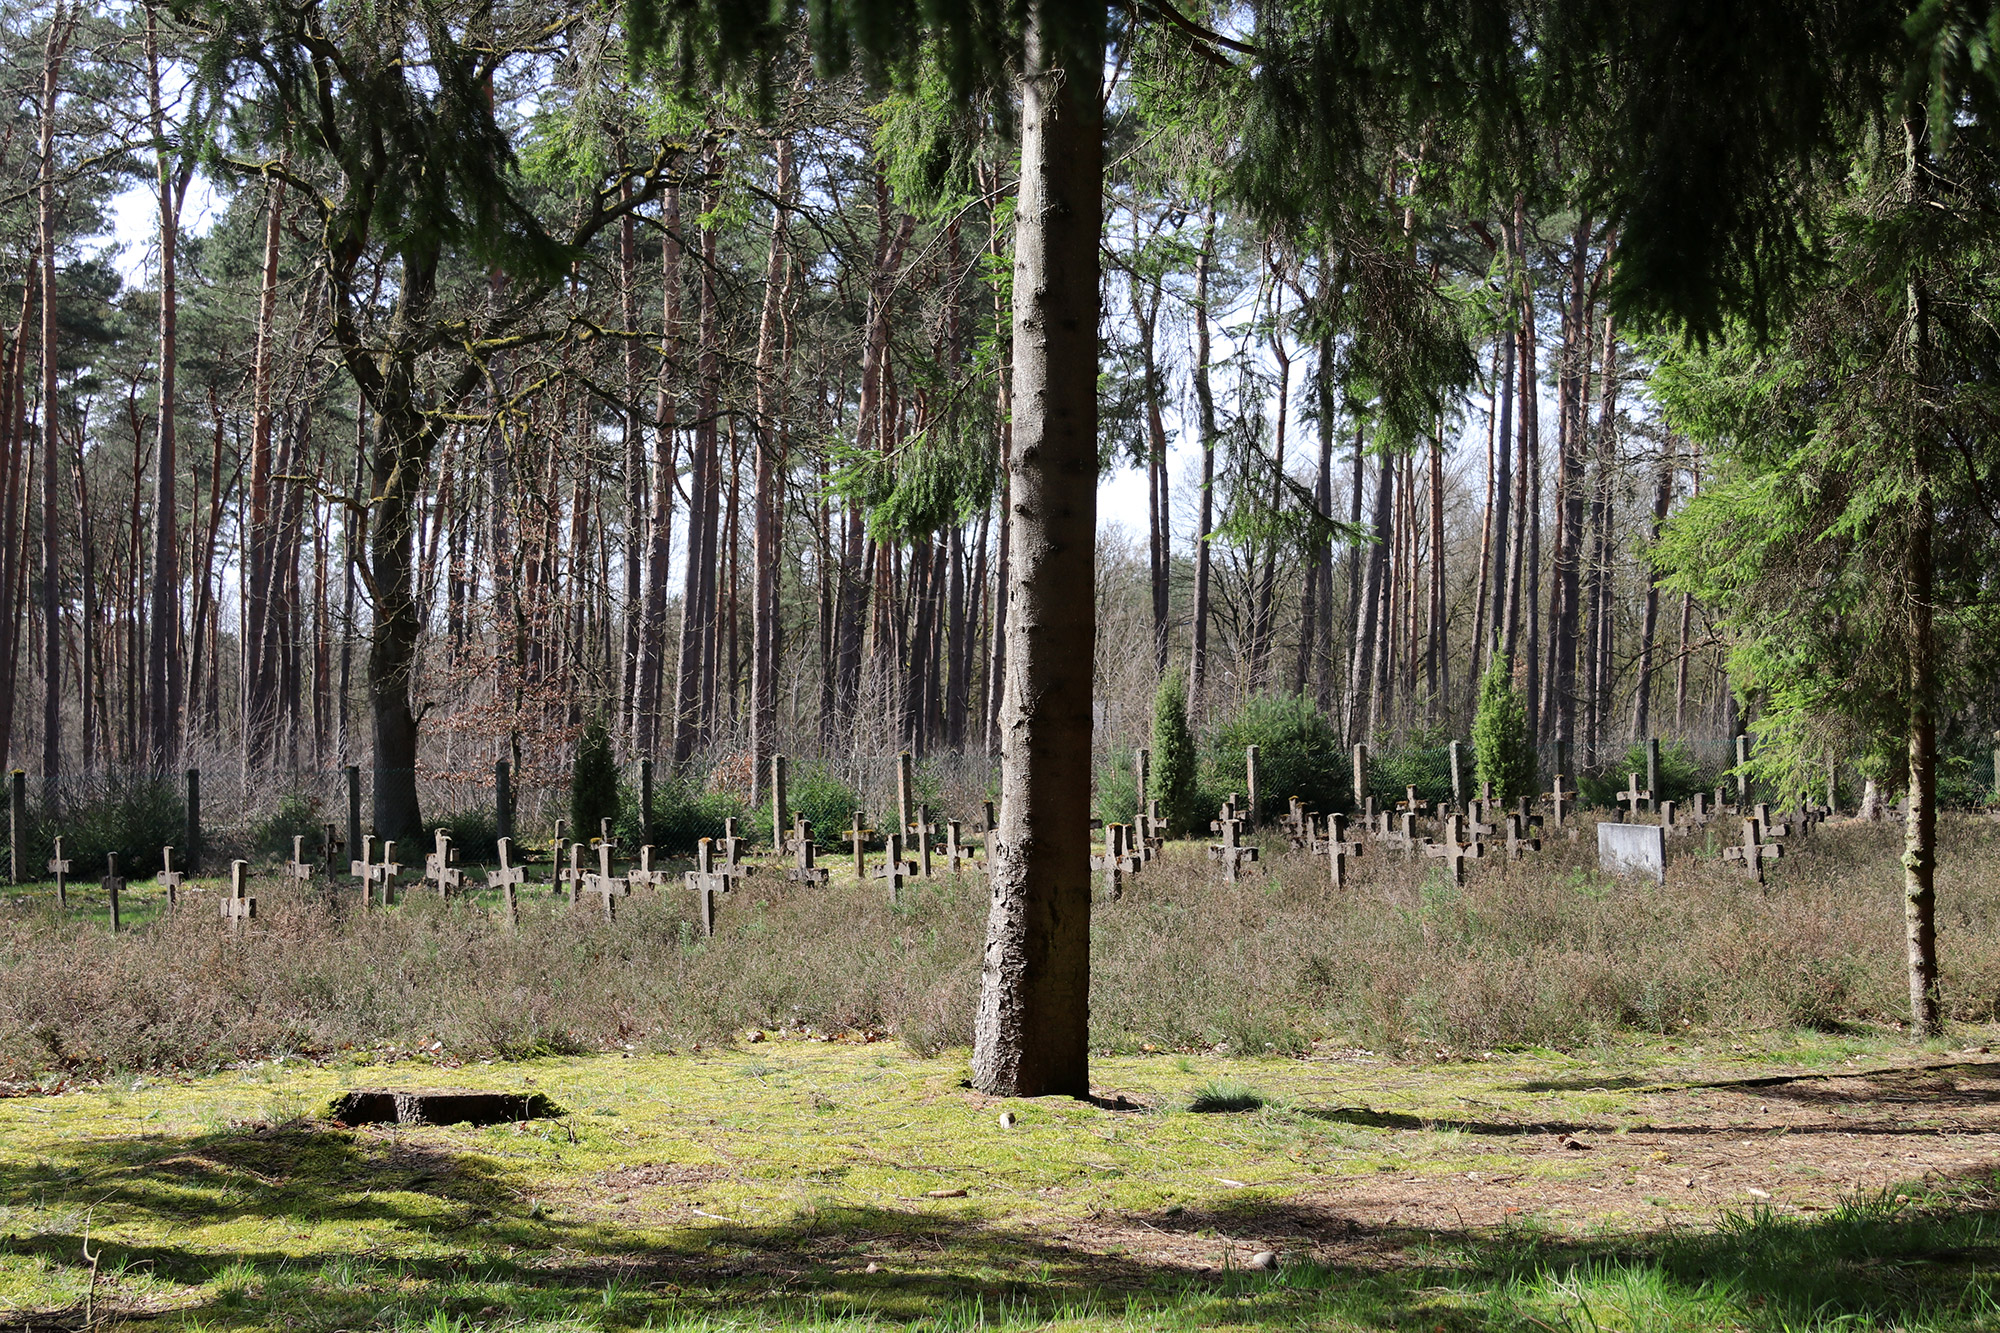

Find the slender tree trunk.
[
  {"left": 243, "top": 167, "right": 288, "bottom": 769},
  {"left": 37, "top": 10, "right": 72, "bottom": 780},
  {"left": 637, "top": 182, "right": 682, "bottom": 757},
  {"left": 750, "top": 137, "right": 794, "bottom": 791},
  {"left": 1488, "top": 275, "right": 1516, "bottom": 667},
  {"left": 1345, "top": 439, "right": 1391, "bottom": 741},
  {"left": 1187, "top": 209, "right": 1217, "bottom": 722},
  {"left": 619, "top": 172, "right": 645, "bottom": 744},
  {"left": 972, "top": 9, "right": 1101, "bottom": 1099},
  {"left": 145, "top": 3, "right": 187, "bottom": 769},
  {"left": 1904, "top": 121, "right": 1941, "bottom": 1037},
  {"left": 1630, "top": 434, "right": 1673, "bottom": 741}
]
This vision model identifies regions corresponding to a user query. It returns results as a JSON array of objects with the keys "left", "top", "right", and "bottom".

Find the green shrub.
[
  {"left": 570, "top": 715, "right": 621, "bottom": 843},
  {"left": 1151, "top": 672, "right": 1200, "bottom": 836},
  {"left": 1094, "top": 751, "right": 1139, "bottom": 827},
  {"left": 1210, "top": 693, "right": 1346, "bottom": 822},
  {"left": 437, "top": 809, "right": 499, "bottom": 865},
  {"left": 1186, "top": 1079, "right": 1265, "bottom": 1113},
  {"left": 252, "top": 790, "right": 325, "bottom": 859},
  {"left": 642, "top": 776, "right": 742, "bottom": 854},
  {"left": 1372, "top": 736, "right": 1456, "bottom": 810},
  {"left": 41, "top": 778, "right": 184, "bottom": 878},
  {"left": 1473, "top": 656, "right": 1537, "bottom": 803},
  {"left": 745, "top": 762, "right": 859, "bottom": 850},
  {"left": 1607, "top": 739, "right": 1710, "bottom": 806}
]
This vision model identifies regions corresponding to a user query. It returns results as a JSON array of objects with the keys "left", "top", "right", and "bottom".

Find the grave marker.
[
  {"left": 626, "top": 844, "right": 671, "bottom": 892},
  {"left": 1646, "top": 738, "right": 1661, "bottom": 812},
  {"left": 102, "top": 852, "right": 125, "bottom": 933},
  {"left": 913, "top": 805, "right": 935, "bottom": 878},
  {"left": 286, "top": 835, "right": 316, "bottom": 887},
  {"left": 873, "top": 831, "right": 914, "bottom": 901},
  {"left": 559, "top": 842, "right": 586, "bottom": 906},
  {"left": 1504, "top": 812, "right": 1542, "bottom": 860},
  {"left": 373, "top": 841, "right": 403, "bottom": 906},
  {"left": 848, "top": 813, "right": 873, "bottom": 881},
  {"left": 897, "top": 752, "right": 915, "bottom": 842},
  {"left": 1450, "top": 739, "right": 1464, "bottom": 808},
  {"left": 488, "top": 837, "right": 526, "bottom": 928},
  {"left": 349, "top": 834, "right": 376, "bottom": 906},
  {"left": 685, "top": 838, "right": 730, "bottom": 936},
  {"left": 424, "top": 830, "right": 463, "bottom": 898},
  {"left": 942, "top": 818, "right": 975, "bottom": 874},
  {"left": 1597, "top": 822, "right": 1665, "bottom": 883},
  {"left": 8, "top": 770, "right": 23, "bottom": 884},
  {"left": 771, "top": 755, "right": 788, "bottom": 860},
  {"left": 157, "top": 844, "right": 184, "bottom": 907},
  {"left": 1246, "top": 745, "right": 1261, "bottom": 830},
  {"left": 588, "top": 839, "right": 627, "bottom": 920},
  {"left": 1617, "top": 773, "right": 1653, "bottom": 822},
  {"left": 322, "top": 823, "right": 344, "bottom": 878},
  {"left": 1541, "top": 775, "right": 1574, "bottom": 827},
  {"left": 1352, "top": 743, "right": 1369, "bottom": 816},
  {"left": 1207, "top": 812, "right": 1259, "bottom": 884},
  {"left": 1722, "top": 817, "right": 1783, "bottom": 883},
  {"left": 545, "top": 820, "right": 569, "bottom": 887},
  {"left": 1091, "top": 824, "right": 1128, "bottom": 899},
  {"left": 46, "top": 835, "right": 70, "bottom": 910},
  {"left": 1396, "top": 785, "right": 1430, "bottom": 821},
  {"left": 1424, "top": 814, "right": 1481, "bottom": 885},
  {"left": 221, "top": 858, "right": 255, "bottom": 931},
  {"left": 785, "top": 817, "right": 830, "bottom": 886},
  {"left": 1323, "top": 812, "right": 1364, "bottom": 889}
]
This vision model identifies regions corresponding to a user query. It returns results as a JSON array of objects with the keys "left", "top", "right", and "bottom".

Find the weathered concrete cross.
[
  {"left": 424, "top": 830, "right": 463, "bottom": 899},
  {"left": 371, "top": 841, "right": 402, "bottom": 906},
  {"left": 322, "top": 823, "right": 344, "bottom": 879},
  {"left": 684, "top": 838, "right": 730, "bottom": 936},
  {"left": 1423, "top": 814, "right": 1481, "bottom": 885},
  {"left": 1753, "top": 803, "right": 1792, "bottom": 841},
  {"left": 487, "top": 837, "right": 526, "bottom": 927},
  {"left": 1091, "top": 824, "right": 1128, "bottom": 899},
  {"left": 1722, "top": 817, "right": 1783, "bottom": 884},
  {"left": 1396, "top": 786, "right": 1430, "bottom": 820},
  {"left": 1618, "top": 773, "right": 1653, "bottom": 821},
  {"left": 544, "top": 820, "right": 569, "bottom": 887},
  {"left": 287, "top": 834, "right": 316, "bottom": 888},
  {"left": 350, "top": 834, "right": 376, "bottom": 905},
  {"left": 588, "top": 839, "right": 627, "bottom": 919},
  {"left": 1207, "top": 813, "right": 1259, "bottom": 884},
  {"left": 626, "top": 844, "right": 671, "bottom": 891},
  {"left": 559, "top": 842, "right": 587, "bottom": 906},
  {"left": 1323, "top": 812, "right": 1364, "bottom": 889},
  {"left": 157, "top": 844, "right": 184, "bottom": 907},
  {"left": 102, "top": 852, "right": 125, "bottom": 933},
  {"left": 785, "top": 818, "right": 830, "bottom": 886},
  {"left": 1504, "top": 812, "right": 1541, "bottom": 860},
  {"left": 873, "top": 831, "right": 916, "bottom": 902},
  {"left": 1541, "top": 775, "right": 1574, "bottom": 827},
  {"left": 847, "top": 813, "right": 874, "bottom": 881},
  {"left": 46, "top": 835, "right": 70, "bottom": 910},
  {"left": 221, "top": 858, "right": 255, "bottom": 932},
  {"left": 942, "top": 818, "right": 975, "bottom": 874}
]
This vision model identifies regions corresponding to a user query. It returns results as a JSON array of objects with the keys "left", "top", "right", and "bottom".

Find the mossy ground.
[{"left": 4, "top": 1031, "right": 1998, "bottom": 1331}]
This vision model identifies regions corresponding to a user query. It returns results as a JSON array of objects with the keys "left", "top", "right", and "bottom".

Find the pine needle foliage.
[
  {"left": 1473, "top": 656, "right": 1536, "bottom": 804},
  {"left": 570, "top": 716, "right": 622, "bottom": 843},
  {"left": 1151, "top": 671, "right": 1199, "bottom": 837}
]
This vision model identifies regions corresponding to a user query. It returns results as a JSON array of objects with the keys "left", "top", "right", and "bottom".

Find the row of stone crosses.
[{"left": 36, "top": 743, "right": 1839, "bottom": 936}]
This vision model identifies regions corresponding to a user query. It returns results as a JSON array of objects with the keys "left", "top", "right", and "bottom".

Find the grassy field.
[
  {"left": 2, "top": 1033, "right": 1999, "bottom": 1331},
  {"left": 5, "top": 814, "right": 2000, "bottom": 1329}
]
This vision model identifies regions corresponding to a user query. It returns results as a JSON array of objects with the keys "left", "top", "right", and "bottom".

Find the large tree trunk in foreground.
[{"left": 972, "top": 11, "right": 1101, "bottom": 1099}]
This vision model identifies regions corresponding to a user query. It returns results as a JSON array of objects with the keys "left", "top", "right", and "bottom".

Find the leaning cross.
[
  {"left": 684, "top": 838, "right": 730, "bottom": 936},
  {"left": 156, "top": 844, "right": 184, "bottom": 908},
  {"left": 46, "top": 836, "right": 70, "bottom": 910},
  {"left": 1423, "top": 815, "right": 1481, "bottom": 885},
  {"left": 1618, "top": 773, "right": 1653, "bottom": 820},
  {"left": 487, "top": 837, "right": 526, "bottom": 928},
  {"left": 102, "top": 853, "right": 126, "bottom": 934},
  {"left": 1722, "top": 817, "right": 1784, "bottom": 884},
  {"left": 220, "top": 858, "right": 255, "bottom": 932}
]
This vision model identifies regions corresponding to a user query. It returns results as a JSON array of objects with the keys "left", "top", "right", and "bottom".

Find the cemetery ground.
[{"left": 2, "top": 817, "right": 2000, "bottom": 1329}]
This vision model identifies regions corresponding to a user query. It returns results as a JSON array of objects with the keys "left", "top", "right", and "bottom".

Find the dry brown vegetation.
[{"left": 3, "top": 813, "right": 1997, "bottom": 1081}]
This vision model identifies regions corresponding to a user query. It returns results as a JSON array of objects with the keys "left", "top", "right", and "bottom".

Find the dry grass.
[{"left": 2, "top": 812, "right": 1996, "bottom": 1080}]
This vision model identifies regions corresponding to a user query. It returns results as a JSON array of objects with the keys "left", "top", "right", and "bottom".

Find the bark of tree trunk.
[
  {"left": 244, "top": 168, "right": 288, "bottom": 769},
  {"left": 1630, "top": 434, "right": 1673, "bottom": 740},
  {"left": 971, "top": 9, "right": 1101, "bottom": 1099},
  {"left": 1187, "top": 210, "right": 1217, "bottom": 723},
  {"left": 145, "top": 3, "right": 186, "bottom": 770},
  {"left": 37, "top": 12, "right": 71, "bottom": 781},
  {"left": 638, "top": 182, "right": 682, "bottom": 758},
  {"left": 751, "top": 138, "right": 794, "bottom": 791}
]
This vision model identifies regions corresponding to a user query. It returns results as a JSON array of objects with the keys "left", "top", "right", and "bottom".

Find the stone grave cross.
[
  {"left": 559, "top": 842, "right": 587, "bottom": 906},
  {"left": 912, "top": 805, "right": 935, "bottom": 878},
  {"left": 102, "top": 852, "right": 125, "bottom": 933},
  {"left": 626, "top": 844, "right": 671, "bottom": 892},
  {"left": 349, "top": 834, "right": 375, "bottom": 906},
  {"left": 1396, "top": 786, "right": 1430, "bottom": 820},
  {"left": 1541, "top": 775, "right": 1574, "bottom": 827},
  {"left": 221, "top": 858, "right": 255, "bottom": 932},
  {"left": 847, "top": 813, "right": 873, "bottom": 881},
  {"left": 684, "top": 838, "right": 730, "bottom": 936},
  {"left": 1423, "top": 814, "right": 1481, "bottom": 885},
  {"left": 1722, "top": 817, "right": 1784, "bottom": 884},
  {"left": 785, "top": 818, "right": 829, "bottom": 886},
  {"left": 322, "top": 823, "right": 344, "bottom": 878},
  {"left": 874, "top": 831, "right": 914, "bottom": 902},
  {"left": 424, "top": 830, "right": 463, "bottom": 898},
  {"left": 718, "top": 818, "right": 749, "bottom": 879},
  {"left": 46, "top": 835, "right": 70, "bottom": 910},
  {"left": 371, "top": 841, "right": 402, "bottom": 906},
  {"left": 1504, "top": 812, "right": 1542, "bottom": 860},
  {"left": 588, "top": 839, "right": 627, "bottom": 919},
  {"left": 1753, "top": 803, "right": 1792, "bottom": 841},
  {"left": 942, "top": 818, "right": 975, "bottom": 874},
  {"left": 487, "top": 837, "right": 526, "bottom": 928},
  {"left": 1618, "top": 773, "right": 1653, "bottom": 820},
  {"left": 1091, "top": 824, "right": 1128, "bottom": 899},
  {"left": 1207, "top": 812, "right": 1259, "bottom": 884},
  {"left": 544, "top": 820, "right": 568, "bottom": 887},
  {"left": 157, "top": 844, "right": 184, "bottom": 908},
  {"left": 1324, "top": 812, "right": 1364, "bottom": 889}
]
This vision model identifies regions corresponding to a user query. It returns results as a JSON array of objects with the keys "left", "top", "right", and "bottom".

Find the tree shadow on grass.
[{"left": 3, "top": 1124, "right": 1998, "bottom": 1331}]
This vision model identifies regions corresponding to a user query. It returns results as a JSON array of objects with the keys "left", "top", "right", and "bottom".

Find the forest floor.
[{"left": 3, "top": 1027, "right": 1999, "bottom": 1332}]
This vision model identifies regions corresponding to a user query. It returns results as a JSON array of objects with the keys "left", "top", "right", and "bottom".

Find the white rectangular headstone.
[{"left": 1597, "top": 822, "right": 1665, "bottom": 884}]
